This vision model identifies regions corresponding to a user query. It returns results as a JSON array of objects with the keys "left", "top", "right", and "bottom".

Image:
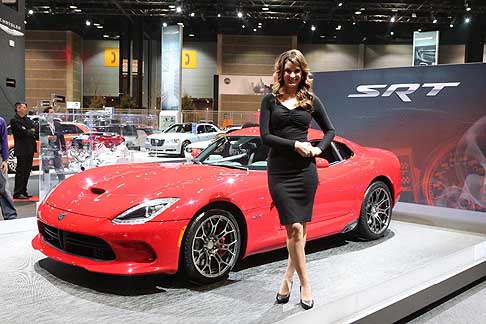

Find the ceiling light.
[
  {"left": 355, "top": 11, "right": 361, "bottom": 15},
  {"left": 190, "top": 12, "right": 195, "bottom": 17},
  {"left": 320, "top": 35, "right": 325, "bottom": 38},
  {"left": 390, "top": 16, "right": 396, "bottom": 23},
  {"left": 433, "top": 18, "right": 437, "bottom": 23},
  {"left": 74, "top": 9, "right": 82, "bottom": 12},
  {"left": 103, "top": 34, "right": 109, "bottom": 38},
  {"left": 360, "top": 7, "right": 365, "bottom": 11},
  {"left": 237, "top": 12, "right": 243, "bottom": 18},
  {"left": 418, "top": 28, "right": 422, "bottom": 32},
  {"left": 352, "top": 22, "right": 356, "bottom": 25},
  {"left": 85, "top": 20, "right": 91, "bottom": 26},
  {"left": 97, "top": 25, "right": 103, "bottom": 29},
  {"left": 169, "top": 5, "right": 175, "bottom": 9},
  {"left": 28, "top": 9, "right": 33, "bottom": 15},
  {"left": 217, "top": 13, "right": 221, "bottom": 17},
  {"left": 262, "top": 7, "right": 269, "bottom": 11},
  {"left": 69, "top": 5, "right": 77, "bottom": 9},
  {"left": 24, "top": 20, "right": 27, "bottom": 24},
  {"left": 412, "top": 12, "right": 417, "bottom": 18},
  {"left": 162, "top": 22, "right": 167, "bottom": 27},
  {"left": 465, "top": 17, "right": 471, "bottom": 23},
  {"left": 390, "top": 31, "right": 394, "bottom": 36},
  {"left": 93, "top": 22, "right": 100, "bottom": 26},
  {"left": 338, "top": 2, "right": 343, "bottom": 7},
  {"left": 176, "top": 6, "right": 182, "bottom": 13},
  {"left": 466, "top": 7, "right": 471, "bottom": 12},
  {"left": 242, "top": 25, "right": 245, "bottom": 28},
  {"left": 258, "top": 25, "right": 262, "bottom": 28},
  {"left": 336, "top": 25, "right": 342, "bottom": 30},
  {"left": 450, "top": 23, "right": 454, "bottom": 28},
  {"left": 188, "top": 33, "right": 195, "bottom": 37},
  {"left": 311, "top": 25, "right": 316, "bottom": 31},
  {"left": 258, "top": 22, "right": 262, "bottom": 25},
  {"left": 253, "top": 28, "right": 257, "bottom": 32}
]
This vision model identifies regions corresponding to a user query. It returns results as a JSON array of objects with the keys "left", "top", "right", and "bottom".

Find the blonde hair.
[{"left": 272, "top": 49, "right": 314, "bottom": 111}]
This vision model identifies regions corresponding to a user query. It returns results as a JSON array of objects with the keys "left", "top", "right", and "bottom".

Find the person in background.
[
  {"left": 41, "top": 107, "right": 66, "bottom": 181},
  {"left": 10, "top": 102, "right": 37, "bottom": 199},
  {"left": 0, "top": 116, "right": 17, "bottom": 220},
  {"left": 259, "top": 49, "right": 335, "bottom": 310}
]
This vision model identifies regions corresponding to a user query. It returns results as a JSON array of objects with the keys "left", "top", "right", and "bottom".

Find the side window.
[
  {"left": 206, "top": 125, "right": 217, "bottom": 133},
  {"left": 74, "top": 126, "right": 84, "bottom": 134},
  {"left": 333, "top": 142, "right": 353, "bottom": 160},
  {"left": 61, "top": 124, "right": 78, "bottom": 134},
  {"left": 197, "top": 125, "right": 206, "bottom": 134}
]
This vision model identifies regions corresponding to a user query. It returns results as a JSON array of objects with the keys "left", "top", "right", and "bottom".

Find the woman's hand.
[
  {"left": 310, "top": 147, "right": 322, "bottom": 157},
  {"left": 294, "top": 141, "right": 313, "bottom": 157}
]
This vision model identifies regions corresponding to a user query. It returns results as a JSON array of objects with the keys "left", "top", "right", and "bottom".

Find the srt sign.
[{"left": 347, "top": 82, "right": 460, "bottom": 102}]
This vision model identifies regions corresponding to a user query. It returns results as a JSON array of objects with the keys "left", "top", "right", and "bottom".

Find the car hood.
[{"left": 46, "top": 163, "right": 245, "bottom": 219}]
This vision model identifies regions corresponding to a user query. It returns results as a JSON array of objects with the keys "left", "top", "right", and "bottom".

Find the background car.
[
  {"left": 7, "top": 121, "right": 89, "bottom": 173},
  {"left": 70, "top": 132, "right": 125, "bottom": 150},
  {"left": 95, "top": 124, "right": 158, "bottom": 150},
  {"left": 32, "top": 127, "right": 401, "bottom": 284},
  {"left": 145, "top": 122, "right": 223, "bottom": 156}
]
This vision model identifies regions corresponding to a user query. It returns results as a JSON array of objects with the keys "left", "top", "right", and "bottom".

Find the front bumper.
[
  {"left": 32, "top": 203, "right": 189, "bottom": 275},
  {"left": 145, "top": 141, "right": 181, "bottom": 155}
]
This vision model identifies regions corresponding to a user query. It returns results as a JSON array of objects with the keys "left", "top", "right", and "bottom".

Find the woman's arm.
[{"left": 312, "top": 96, "right": 336, "bottom": 152}]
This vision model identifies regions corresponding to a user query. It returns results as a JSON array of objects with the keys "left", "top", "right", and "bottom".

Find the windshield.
[
  {"left": 164, "top": 123, "right": 193, "bottom": 133},
  {"left": 196, "top": 135, "right": 269, "bottom": 170}
]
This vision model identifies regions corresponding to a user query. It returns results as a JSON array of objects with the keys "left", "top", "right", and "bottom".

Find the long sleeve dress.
[{"left": 259, "top": 93, "right": 335, "bottom": 225}]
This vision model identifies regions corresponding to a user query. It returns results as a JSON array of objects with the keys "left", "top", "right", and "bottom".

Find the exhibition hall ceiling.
[{"left": 23, "top": 0, "right": 486, "bottom": 43}]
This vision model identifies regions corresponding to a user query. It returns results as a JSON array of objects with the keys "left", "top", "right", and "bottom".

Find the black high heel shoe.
[
  {"left": 300, "top": 286, "right": 314, "bottom": 310},
  {"left": 276, "top": 280, "right": 293, "bottom": 304}
]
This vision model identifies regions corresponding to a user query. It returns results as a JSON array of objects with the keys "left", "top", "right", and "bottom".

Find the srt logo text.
[{"left": 347, "top": 82, "right": 460, "bottom": 102}]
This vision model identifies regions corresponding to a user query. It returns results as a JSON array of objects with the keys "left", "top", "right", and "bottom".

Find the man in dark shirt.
[
  {"left": 10, "top": 102, "right": 37, "bottom": 199},
  {"left": 0, "top": 116, "right": 17, "bottom": 219},
  {"left": 42, "top": 107, "right": 66, "bottom": 181}
]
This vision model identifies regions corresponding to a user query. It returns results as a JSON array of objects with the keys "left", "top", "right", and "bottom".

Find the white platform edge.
[{"left": 276, "top": 202, "right": 486, "bottom": 324}]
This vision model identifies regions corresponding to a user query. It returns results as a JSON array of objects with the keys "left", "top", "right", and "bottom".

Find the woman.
[{"left": 259, "top": 49, "right": 335, "bottom": 310}]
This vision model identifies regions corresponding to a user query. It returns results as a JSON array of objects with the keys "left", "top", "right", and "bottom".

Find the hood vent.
[{"left": 91, "top": 187, "right": 106, "bottom": 194}]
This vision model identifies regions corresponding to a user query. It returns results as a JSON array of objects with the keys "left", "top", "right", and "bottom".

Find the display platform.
[{"left": 0, "top": 204, "right": 485, "bottom": 324}]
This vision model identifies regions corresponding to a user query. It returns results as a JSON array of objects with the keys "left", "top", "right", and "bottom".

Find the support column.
[{"left": 465, "top": 21, "right": 484, "bottom": 63}]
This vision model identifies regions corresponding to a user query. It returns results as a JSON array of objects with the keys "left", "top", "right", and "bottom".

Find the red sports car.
[{"left": 32, "top": 127, "right": 401, "bottom": 283}]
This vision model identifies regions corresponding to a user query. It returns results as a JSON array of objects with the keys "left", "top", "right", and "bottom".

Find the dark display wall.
[
  {"left": 314, "top": 63, "right": 486, "bottom": 212},
  {"left": 0, "top": 0, "right": 25, "bottom": 119}
]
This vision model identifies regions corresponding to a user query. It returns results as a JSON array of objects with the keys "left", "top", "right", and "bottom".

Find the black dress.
[{"left": 259, "top": 93, "right": 335, "bottom": 225}]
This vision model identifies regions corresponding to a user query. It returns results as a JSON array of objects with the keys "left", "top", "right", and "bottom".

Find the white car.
[{"left": 145, "top": 123, "right": 223, "bottom": 156}]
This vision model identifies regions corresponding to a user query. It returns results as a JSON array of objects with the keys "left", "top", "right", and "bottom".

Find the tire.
[
  {"left": 7, "top": 148, "right": 17, "bottom": 173},
  {"left": 180, "top": 140, "right": 190, "bottom": 157},
  {"left": 181, "top": 209, "right": 241, "bottom": 284},
  {"left": 356, "top": 181, "right": 392, "bottom": 240}
]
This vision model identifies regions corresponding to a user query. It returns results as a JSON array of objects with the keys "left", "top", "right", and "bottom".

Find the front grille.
[
  {"left": 39, "top": 221, "right": 115, "bottom": 261},
  {"left": 151, "top": 139, "right": 164, "bottom": 146}
]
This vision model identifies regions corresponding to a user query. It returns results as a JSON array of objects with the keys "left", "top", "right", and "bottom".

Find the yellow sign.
[
  {"left": 104, "top": 48, "right": 120, "bottom": 67},
  {"left": 182, "top": 50, "right": 197, "bottom": 69}
]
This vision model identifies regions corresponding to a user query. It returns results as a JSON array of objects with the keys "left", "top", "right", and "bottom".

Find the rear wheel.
[
  {"left": 356, "top": 181, "right": 392, "bottom": 240},
  {"left": 7, "top": 148, "right": 16, "bottom": 173},
  {"left": 181, "top": 209, "right": 241, "bottom": 284}
]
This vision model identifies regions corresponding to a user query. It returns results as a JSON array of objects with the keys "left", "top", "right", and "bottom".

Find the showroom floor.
[{"left": 0, "top": 213, "right": 485, "bottom": 324}]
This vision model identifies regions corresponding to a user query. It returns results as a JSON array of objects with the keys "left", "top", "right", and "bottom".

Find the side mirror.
[{"left": 316, "top": 157, "right": 329, "bottom": 168}]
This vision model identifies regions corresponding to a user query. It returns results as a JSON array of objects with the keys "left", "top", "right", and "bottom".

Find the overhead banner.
[
  {"left": 413, "top": 30, "right": 439, "bottom": 66},
  {"left": 219, "top": 75, "right": 273, "bottom": 95},
  {"left": 313, "top": 63, "right": 486, "bottom": 213},
  {"left": 161, "top": 25, "right": 182, "bottom": 111}
]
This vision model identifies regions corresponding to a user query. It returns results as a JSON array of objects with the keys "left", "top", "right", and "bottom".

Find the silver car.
[{"left": 145, "top": 123, "right": 223, "bottom": 156}]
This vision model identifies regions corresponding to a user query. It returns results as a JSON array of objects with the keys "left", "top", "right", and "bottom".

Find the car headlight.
[
  {"left": 112, "top": 198, "right": 179, "bottom": 224},
  {"left": 145, "top": 138, "right": 150, "bottom": 144}
]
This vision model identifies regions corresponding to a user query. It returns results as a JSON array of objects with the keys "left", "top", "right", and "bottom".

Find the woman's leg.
[
  {"left": 285, "top": 222, "right": 312, "bottom": 300},
  {"left": 278, "top": 223, "right": 308, "bottom": 295}
]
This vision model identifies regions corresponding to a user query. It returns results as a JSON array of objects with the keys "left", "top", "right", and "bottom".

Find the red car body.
[{"left": 32, "top": 127, "right": 401, "bottom": 281}]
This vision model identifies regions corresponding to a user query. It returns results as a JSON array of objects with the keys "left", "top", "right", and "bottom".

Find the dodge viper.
[{"left": 32, "top": 127, "right": 401, "bottom": 283}]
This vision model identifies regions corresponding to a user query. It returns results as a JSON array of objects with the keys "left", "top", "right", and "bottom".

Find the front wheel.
[
  {"left": 356, "top": 181, "right": 392, "bottom": 240},
  {"left": 7, "top": 148, "right": 16, "bottom": 173},
  {"left": 181, "top": 209, "right": 241, "bottom": 284},
  {"left": 180, "top": 140, "right": 190, "bottom": 157}
]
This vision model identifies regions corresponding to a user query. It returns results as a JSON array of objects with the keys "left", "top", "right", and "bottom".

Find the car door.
[{"left": 311, "top": 141, "right": 359, "bottom": 223}]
